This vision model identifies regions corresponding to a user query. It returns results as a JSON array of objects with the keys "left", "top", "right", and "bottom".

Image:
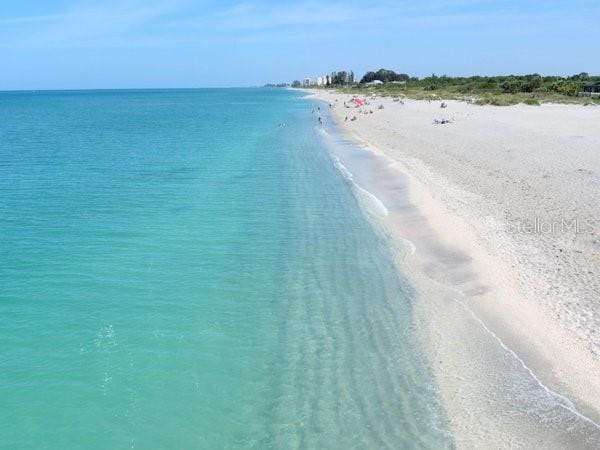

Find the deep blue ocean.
[{"left": 0, "top": 88, "right": 452, "bottom": 448}]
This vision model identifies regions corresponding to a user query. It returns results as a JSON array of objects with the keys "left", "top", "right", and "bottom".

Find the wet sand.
[{"left": 308, "top": 89, "right": 600, "bottom": 448}]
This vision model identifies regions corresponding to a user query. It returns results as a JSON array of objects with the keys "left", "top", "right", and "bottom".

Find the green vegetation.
[
  {"left": 331, "top": 70, "right": 600, "bottom": 105},
  {"left": 330, "top": 71, "right": 355, "bottom": 86},
  {"left": 361, "top": 68, "right": 409, "bottom": 84}
]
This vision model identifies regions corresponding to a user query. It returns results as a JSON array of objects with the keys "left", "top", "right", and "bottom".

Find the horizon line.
[{"left": 0, "top": 86, "right": 271, "bottom": 93}]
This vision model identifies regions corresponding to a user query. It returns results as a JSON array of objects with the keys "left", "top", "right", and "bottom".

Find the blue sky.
[{"left": 1, "top": 0, "right": 598, "bottom": 89}]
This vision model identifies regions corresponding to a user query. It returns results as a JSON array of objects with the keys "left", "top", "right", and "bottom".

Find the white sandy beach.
[{"left": 309, "top": 89, "right": 600, "bottom": 447}]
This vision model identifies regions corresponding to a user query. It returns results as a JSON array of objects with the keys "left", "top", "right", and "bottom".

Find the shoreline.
[{"left": 306, "top": 89, "right": 600, "bottom": 447}]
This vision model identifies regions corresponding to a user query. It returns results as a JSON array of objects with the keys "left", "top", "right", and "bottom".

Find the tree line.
[
  {"left": 292, "top": 69, "right": 599, "bottom": 96},
  {"left": 408, "top": 72, "right": 599, "bottom": 96}
]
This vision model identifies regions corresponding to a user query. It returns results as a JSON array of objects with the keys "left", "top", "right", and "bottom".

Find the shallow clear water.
[{"left": 0, "top": 89, "right": 452, "bottom": 448}]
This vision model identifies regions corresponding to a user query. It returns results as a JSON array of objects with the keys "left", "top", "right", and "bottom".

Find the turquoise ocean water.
[{"left": 0, "top": 89, "right": 452, "bottom": 449}]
